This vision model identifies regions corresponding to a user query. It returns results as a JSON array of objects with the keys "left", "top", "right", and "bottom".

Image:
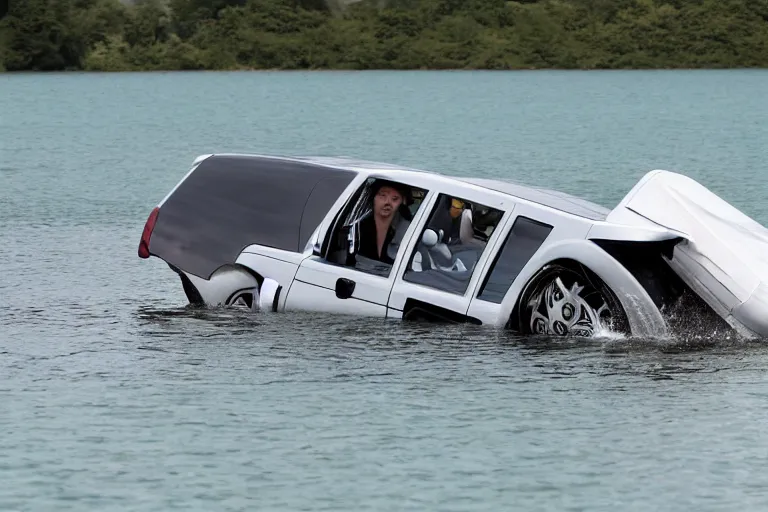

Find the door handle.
[{"left": 335, "top": 278, "right": 356, "bottom": 299}]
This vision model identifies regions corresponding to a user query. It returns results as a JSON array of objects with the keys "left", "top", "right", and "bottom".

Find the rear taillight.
[{"left": 138, "top": 206, "right": 160, "bottom": 259}]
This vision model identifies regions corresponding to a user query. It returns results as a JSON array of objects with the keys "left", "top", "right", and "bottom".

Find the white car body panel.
[
  {"left": 608, "top": 170, "right": 768, "bottom": 300},
  {"left": 607, "top": 170, "right": 768, "bottom": 338},
  {"left": 234, "top": 252, "right": 302, "bottom": 311},
  {"left": 240, "top": 245, "right": 310, "bottom": 265},
  {"left": 284, "top": 260, "right": 391, "bottom": 317},
  {"left": 586, "top": 221, "right": 683, "bottom": 243}
]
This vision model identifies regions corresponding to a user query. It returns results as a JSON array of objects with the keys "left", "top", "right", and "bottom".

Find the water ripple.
[{"left": 2, "top": 70, "right": 768, "bottom": 512}]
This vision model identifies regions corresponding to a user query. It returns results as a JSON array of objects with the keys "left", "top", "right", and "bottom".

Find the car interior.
[
  {"left": 320, "top": 177, "right": 504, "bottom": 290},
  {"left": 404, "top": 194, "right": 504, "bottom": 295}
]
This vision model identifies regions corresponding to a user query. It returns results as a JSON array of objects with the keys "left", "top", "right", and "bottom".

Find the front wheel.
[{"left": 516, "top": 263, "right": 629, "bottom": 337}]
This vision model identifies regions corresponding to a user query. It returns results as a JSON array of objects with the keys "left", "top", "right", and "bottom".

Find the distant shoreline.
[
  {"left": 3, "top": 66, "right": 767, "bottom": 75},
  {"left": 4, "top": 0, "right": 768, "bottom": 73}
]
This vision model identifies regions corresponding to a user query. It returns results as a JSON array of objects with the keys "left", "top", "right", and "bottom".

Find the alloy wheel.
[{"left": 518, "top": 264, "right": 628, "bottom": 337}]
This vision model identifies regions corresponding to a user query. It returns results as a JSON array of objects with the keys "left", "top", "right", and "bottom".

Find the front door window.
[
  {"left": 322, "top": 177, "right": 428, "bottom": 278},
  {"left": 402, "top": 194, "right": 504, "bottom": 294}
]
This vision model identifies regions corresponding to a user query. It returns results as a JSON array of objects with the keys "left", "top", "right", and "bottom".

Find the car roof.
[
  {"left": 455, "top": 177, "right": 611, "bottom": 221},
  {"left": 210, "top": 153, "right": 611, "bottom": 221}
]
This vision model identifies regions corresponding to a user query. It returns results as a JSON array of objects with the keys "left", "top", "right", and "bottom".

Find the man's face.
[{"left": 373, "top": 186, "right": 403, "bottom": 220}]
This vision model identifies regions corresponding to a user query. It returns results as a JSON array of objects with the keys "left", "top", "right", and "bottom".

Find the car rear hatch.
[{"left": 138, "top": 154, "right": 358, "bottom": 280}]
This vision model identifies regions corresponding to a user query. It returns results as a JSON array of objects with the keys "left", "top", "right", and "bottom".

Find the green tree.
[{"left": 2, "top": 0, "right": 768, "bottom": 72}]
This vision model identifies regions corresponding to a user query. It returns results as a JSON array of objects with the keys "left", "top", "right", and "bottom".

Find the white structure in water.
[{"left": 138, "top": 153, "right": 768, "bottom": 340}]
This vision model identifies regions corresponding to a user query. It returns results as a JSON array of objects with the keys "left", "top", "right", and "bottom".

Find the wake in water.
[
  {"left": 133, "top": 269, "right": 766, "bottom": 357},
  {"left": 589, "top": 287, "right": 766, "bottom": 353}
]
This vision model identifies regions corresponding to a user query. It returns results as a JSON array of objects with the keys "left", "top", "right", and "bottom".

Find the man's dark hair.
[{"left": 369, "top": 179, "right": 411, "bottom": 202}]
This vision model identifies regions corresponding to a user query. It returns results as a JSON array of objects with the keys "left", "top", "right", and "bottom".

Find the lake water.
[{"left": 1, "top": 69, "right": 768, "bottom": 511}]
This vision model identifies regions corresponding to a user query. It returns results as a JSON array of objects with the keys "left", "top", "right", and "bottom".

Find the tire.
[
  {"left": 227, "top": 288, "right": 259, "bottom": 311},
  {"left": 516, "top": 262, "right": 630, "bottom": 337},
  {"left": 182, "top": 264, "right": 261, "bottom": 310}
]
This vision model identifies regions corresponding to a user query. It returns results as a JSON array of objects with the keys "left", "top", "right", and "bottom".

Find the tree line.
[{"left": 1, "top": 0, "right": 767, "bottom": 72}]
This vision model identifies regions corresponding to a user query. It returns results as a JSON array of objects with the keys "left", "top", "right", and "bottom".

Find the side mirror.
[
  {"left": 347, "top": 223, "right": 357, "bottom": 254},
  {"left": 306, "top": 229, "right": 323, "bottom": 256}
]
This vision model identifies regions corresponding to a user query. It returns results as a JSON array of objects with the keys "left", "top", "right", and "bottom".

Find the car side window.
[
  {"left": 476, "top": 216, "right": 553, "bottom": 303},
  {"left": 402, "top": 194, "right": 504, "bottom": 295},
  {"left": 322, "top": 178, "right": 428, "bottom": 278}
]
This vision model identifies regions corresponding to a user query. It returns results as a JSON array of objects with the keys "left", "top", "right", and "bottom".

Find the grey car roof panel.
[
  {"left": 218, "top": 154, "right": 611, "bottom": 221},
  {"left": 453, "top": 177, "right": 611, "bottom": 221}
]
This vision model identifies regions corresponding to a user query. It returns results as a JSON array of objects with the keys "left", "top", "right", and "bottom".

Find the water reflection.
[{"left": 132, "top": 305, "right": 768, "bottom": 382}]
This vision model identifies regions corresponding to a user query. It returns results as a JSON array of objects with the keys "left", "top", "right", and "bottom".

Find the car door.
[
  {"left": 283, "top": 177, "right": 432, "bottom": 317},
  {"left": 466, "top": 209, "right": 557, "bottom": 325},
  {"left": 387, "top": 188, "right": 515, "bottom": 323},
  {"left": 286, "top": 257, "right": 399, "bottom": 317}
]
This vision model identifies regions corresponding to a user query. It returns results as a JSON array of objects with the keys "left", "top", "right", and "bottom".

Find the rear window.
[{"left": 149, "top": 155, "right": 356, "bottom": 279}]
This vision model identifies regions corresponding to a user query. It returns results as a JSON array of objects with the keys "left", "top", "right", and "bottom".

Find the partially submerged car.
[{"left": 138, "top": 153, "right": 768, "bottom": 339}]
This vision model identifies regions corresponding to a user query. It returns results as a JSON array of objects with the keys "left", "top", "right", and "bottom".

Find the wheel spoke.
[{"left": 527, "top": 272, "right": 613, "bottom": 337}]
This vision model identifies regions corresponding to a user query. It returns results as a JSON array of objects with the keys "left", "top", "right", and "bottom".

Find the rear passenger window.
[
  {"left": 476, "top": 216, "right": 553, "bottom": 303},
  {"left": 402, "top": 194, "right": 504, "bottom": 295}
]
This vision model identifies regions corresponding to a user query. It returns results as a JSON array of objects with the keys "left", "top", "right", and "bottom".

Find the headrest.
[{"left": 459, "top": 208, "right": 474, "bottom": 244}]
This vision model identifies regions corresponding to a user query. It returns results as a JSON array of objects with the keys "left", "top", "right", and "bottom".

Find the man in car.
[{"left": 356, "top": 180, "right": 410, "bottom": 265}]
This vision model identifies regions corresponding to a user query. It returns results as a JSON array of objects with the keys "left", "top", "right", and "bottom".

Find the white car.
[{"left": 138, "top": 153, "right": 768, "bottom": 339}]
